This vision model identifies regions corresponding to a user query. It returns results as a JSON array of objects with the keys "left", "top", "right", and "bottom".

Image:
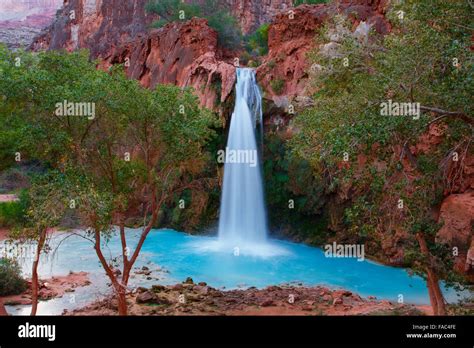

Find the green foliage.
[
  {"left": 0, "top": 202, "right": 23, "bottom": 228},
  {"left": 264, "top": 131, "right": 328, "bottom": 244},
  {"left": 0, "top": 197, "right": 27, "bottom": 229},
  {"left": 246, "top": 23, "right": 270, "bottom": 56},
  {"left": 0, "top": 190, "right": 28, "bottom": 228},
  {"left": 0, "top": 258, "right": 27, "bottom": 296},
  {"left": 0, "top": 48, "right": 218, "bottom": 236},
  {"left": 289, "top": 0, "right": 473, "bottom": 278},
  {"left": 146, "top": 0, "right": 242, "bottom": 49},
  {"left": 270, "top": 78, "right": 285, "bottom": 95}
]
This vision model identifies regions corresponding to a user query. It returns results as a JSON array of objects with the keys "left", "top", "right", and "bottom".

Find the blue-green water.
[
  {"left": 5, "top": 228, "right": 467, "bottom": 315},
  {"left": 141, "top": 230, "right": 442, "bottom": 304}
]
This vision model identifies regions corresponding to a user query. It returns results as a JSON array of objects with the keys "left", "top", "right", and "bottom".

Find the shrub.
[
  {"left": 270, "top": 78, "right": 285, "bottom": 95},
  {"left": 246, "top": 23, "right": 270, "bottom": 56},
  {"left": 146, "top": 0, "right": 242, "bottom": 49},
  {"left": 0, "top": 258, "right": 27, "bottom": 296},
  {"left": 0, "top": 190, "right": 28, "bottom": 228},
  {"left": 0, "top": 202, "right": 23, "bottom": 228}
]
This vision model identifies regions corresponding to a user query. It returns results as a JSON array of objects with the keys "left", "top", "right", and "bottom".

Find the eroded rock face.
[
  {"left": 257, "top": 1, "right": 391, "bottom": 108},
  {"left": 31, "top": 0, "right": 155, "bottom": 55},
  {"left": 108, "top": 18, "right": 236, "bottom": 110},
  {"left": 29, "top": 0, "right": 391, "bottom": 111},
  {"left": 437, "top": 192, "right": 474, "bottom": 274},
  {"left": 225, "top": 0, "right": 292, "bottom": 34},
  {"left": 31, "top": 0, "right": 236, "bottom": 110},
  {"left": 0, "top": 0, "right": 62, "bottom": 50}
]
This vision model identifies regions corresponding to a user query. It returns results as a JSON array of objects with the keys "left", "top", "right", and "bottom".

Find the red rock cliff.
[
  {"left": 31, "top": 0, "right": 237, "bottom": 110},
  {"left": 257, "top": 0, "right": 390, "bottom": 108}
]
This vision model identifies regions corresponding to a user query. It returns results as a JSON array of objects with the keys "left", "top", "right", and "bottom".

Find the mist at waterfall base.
[{"left": 5, "top": 69, "right": 466, "bottom": 315}]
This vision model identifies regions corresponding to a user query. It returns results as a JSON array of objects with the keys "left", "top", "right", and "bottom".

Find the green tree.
[
  {"left": 20, "top": 173, "right": 68, "bottom": 316},
  {"left": 246, "top": 23, "right": 270, "bottom": 56},
  {"left": 0, "top": 48, "right": 217, "bottom": 315},
  {"left": 289, "top": 1, "right": 473, "bottom": 314},
  {"left": 146, "top": 0, "right": 242, "bottom": 49}
]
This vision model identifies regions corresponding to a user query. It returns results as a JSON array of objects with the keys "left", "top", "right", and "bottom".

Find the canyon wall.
[
  {"left": 257, "top": 0, "right": 390, "bottom": 111},
  {"left": 30, "top": 0, "right": 237, "bottom": 110},
  {"left": 225, "top": 0, "right": 292, "bottom": 34},
  {"left": 30, "top": 0, "right": 390, "bottom": 111},
  {"left": 25, "top": 0, "right": 473, "bottom": 276},
  {"left": 0, "top": 0, "right": 62, "bottom": 49}
]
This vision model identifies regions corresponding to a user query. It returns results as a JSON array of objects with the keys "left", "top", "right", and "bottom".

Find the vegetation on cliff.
[
  {"left": 146, "top": 0, "right": 242, "bottom": 49},
  {"left": 287, "top": 0, "right": 473, "bottom": 313}
]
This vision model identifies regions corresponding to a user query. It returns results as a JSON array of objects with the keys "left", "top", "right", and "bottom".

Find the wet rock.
[
  {"left": 136, "top": 291, "right": 155, "bottom": 304},
  {"left": 136, "top": 287, "right": 148, "bottom": 294},
  {"left": 193, "top": 285, "right": 209, "bottom": 295},
  {"left": 172, "top": 284, "right": 183, "bottom": 291},
  {"left": 151, "top": 285, "right": 166, "bottom": 293},
  {"left": 187, "top": 295, "right": 200, "bottom": 303},
  {"left": 211, "top": 291, "right": 223, "bottom": 298}
]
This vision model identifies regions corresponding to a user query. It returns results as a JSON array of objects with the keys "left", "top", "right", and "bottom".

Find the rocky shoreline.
[
  {"left": 1, "top": 271, "right": 91, "bottom": 307},
  {"left": 68, "top": 278, "right": 430, "bottom": 316}
]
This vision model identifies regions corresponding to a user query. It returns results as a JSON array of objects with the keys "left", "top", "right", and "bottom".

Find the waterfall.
[{"left": 218, "top": 68, "right": 268, "bottom": 248}]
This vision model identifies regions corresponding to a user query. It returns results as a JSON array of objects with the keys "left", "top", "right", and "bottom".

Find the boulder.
[
  {"left": 437, "top": 192, "right": 474, "bottom": 250},
  {"left": 151, "top": 285, "right": 166, "bottom": 293},
  {"left": 193, "top": 285, "right": 209, "bottom": 295},
  {"left": 136, "top": 291, "right": 155, "bottom": 304}
]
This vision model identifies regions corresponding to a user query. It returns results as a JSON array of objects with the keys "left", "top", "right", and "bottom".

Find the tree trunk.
[
  {"left": 427, "top": 269, "right": 446, "bottom": 315},
  {"left": 0, "top": 298, "right": 8, "bottom": 316},
  {"left": 31, "top": 228, "right": 47, "bottom": 316},
  {"left": 94, "top": 228, "right": 128, "bottom": 315},
  {"left": 425, "top": 272, "right": 438, "bottom": 315},
  {"left": 93, "top": 192, "right": 162, "bottom": 315},
  {"left": 116, "top": 288, "right": 127, "bottom": 315},
  {"left": 416, "top": 232, "right": 447, "bottom": 315}
]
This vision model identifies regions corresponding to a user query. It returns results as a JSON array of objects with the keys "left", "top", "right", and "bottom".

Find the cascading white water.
[{"left": 218, "top": 68, "right": 268, "bottom": 248}]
